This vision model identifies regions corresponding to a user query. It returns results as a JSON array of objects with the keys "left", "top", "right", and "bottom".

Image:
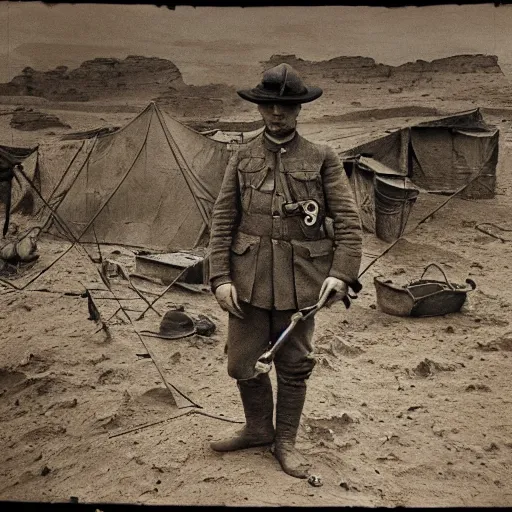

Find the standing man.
[{"left": 208, "top": 63, "right": 363, "bottom": 479}]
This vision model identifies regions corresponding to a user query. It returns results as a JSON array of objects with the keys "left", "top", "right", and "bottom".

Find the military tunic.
[{"left": 209, "top": 131, "right": 363, "bottom": 311}]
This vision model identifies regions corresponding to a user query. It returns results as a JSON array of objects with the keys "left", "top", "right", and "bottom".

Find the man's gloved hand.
[
  {"left": 215, "top": 283, "right": 244, "bottom": 319},
  {"left": 317, "top": 277, "right": 348, "bottom": 309}
]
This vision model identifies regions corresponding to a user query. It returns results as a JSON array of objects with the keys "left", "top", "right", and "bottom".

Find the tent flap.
[
  {"left": 357, "top": 156, "right": 407, "bottom": 177},
  {"left": 454, "top": 130, "right": 499, "bottom": 200},
  {"left": 410, "top": 127, "right": 498, "bottom": 197}
]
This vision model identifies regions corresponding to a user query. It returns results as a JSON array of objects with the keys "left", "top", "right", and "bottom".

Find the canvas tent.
[
  {"left": 328, "top": 109, "right": 499, "bottom": 241},
  {"left": 2, "top": 106, "right": 499, "bottom": 250},
  {"left": 337, "top": 109, "right": 498, "bottom": 197},
  {"left": 0, "top": 143, "right": 35, "bottom": 165},
  {"left": 409, "top": 118, "right": 498, "bottom": 199},
  {"left": 12, "top": 102, "right": 231, "bottom": 251}
]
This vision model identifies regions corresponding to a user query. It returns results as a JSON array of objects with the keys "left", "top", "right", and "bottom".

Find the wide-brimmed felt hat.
[
  {"left": 237, "top": 63, "right": 323, "bottom": 104},
  {"left": 140, "top": 310, "right": 196, "bottom": 340}
]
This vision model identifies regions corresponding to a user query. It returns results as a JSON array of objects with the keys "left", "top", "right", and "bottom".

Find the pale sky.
[{"left": 0, "top": 3, "right": 511, "bottom": 85}]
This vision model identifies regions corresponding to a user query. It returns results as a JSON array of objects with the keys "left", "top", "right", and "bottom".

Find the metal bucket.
[
  {"left": 374, "top": 176, "right": 420, "bottom": 243},
  {"left": 374, "top": 263, "right": 476, "bottom": 317}
]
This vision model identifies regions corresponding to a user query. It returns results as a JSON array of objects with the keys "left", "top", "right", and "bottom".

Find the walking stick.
[{"left": 253, "top": 291, "right": 355, "bottom": 377}]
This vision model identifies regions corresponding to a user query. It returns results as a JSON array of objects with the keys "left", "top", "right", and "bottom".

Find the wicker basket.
[{"left": 374, "top": 263, "right": 476, "bottom": 317}]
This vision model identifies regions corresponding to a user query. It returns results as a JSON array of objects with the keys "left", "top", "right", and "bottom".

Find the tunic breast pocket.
[
  {"left": 285, "top": 170, "right": 323, "bottom": 203},
  {"left": 238, "top": 157, "right": 272, "bottom": 212},
  {"left": 238, "top": 157, "right": 270, "bottom": 190}
]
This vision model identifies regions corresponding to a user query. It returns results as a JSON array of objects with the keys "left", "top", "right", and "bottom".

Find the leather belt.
[{"left": 238, "top": 212, "right": 324, "bottom": 241}]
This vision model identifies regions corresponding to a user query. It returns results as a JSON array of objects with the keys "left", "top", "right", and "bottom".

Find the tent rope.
[
  {"left": 0, "top": 243, "right": 76, "bottom": 292},
  {"left": 39, "top": 139, "right": 87, "bottom": 212},
  {"left": 108, "top": 408, "right": 244, "bottom": 439},
  {"left": 14, "top": 165, "right": 81, "bottom": 244},
  {"left": 39, "top": 136, "right": 99, "bottom": 232},
  {"left": 77, "top": 242, "right": 201, "bottom": 409},
  {"left": 13, "top": 165, "right": 161, "bottom": 315},
  {"left": 475, "top": 222, "right": 512, "bottom": 242},
  {"left": 75, "top": 116, "right": 152, "bottom": 242},
  {"left": 359, "top": 170, "right": 485, "bottom": 278},
  {"left": 8, "top": 160, "right": 199, "bottom": 408},
  {"left": 6, "top": 172, "right": 197, "bottom": 407}
]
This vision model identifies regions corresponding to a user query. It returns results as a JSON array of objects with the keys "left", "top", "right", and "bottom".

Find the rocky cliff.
[
  {"left": 265, "top": 54, "right": 392, "bottom": 82},
  {"left": 263, "top": 54, "right": 504, "bottom": 84},
  {"left": 4, "top": 53, "right": 503, "bottom": 104},
  {"left": 0, "top": 55, "right": 245, "bottom": 119},
  {"left": 0, "top": 56, "right": 185, "bottom": 102},
  {"left": 394, "top": 54, "right": 503, "bottom": 74},
  {"left": 0, "top": 53, "right": 507, "bottom": 122}
]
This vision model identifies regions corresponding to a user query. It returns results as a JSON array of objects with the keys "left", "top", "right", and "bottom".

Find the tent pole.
[
  {"left": 154, "top": 106, "right": 213, "bottom": 226},
  {"left": 193, "top": 221, "right": 209, "bottom": 248}
]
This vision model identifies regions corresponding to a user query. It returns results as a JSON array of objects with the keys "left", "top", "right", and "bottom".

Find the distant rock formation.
[
  {"left": 265, "top": 54, "right": 392, "bottom": 82},
  {"left": 394, "top": 54, "right": 503, "bottom": 74},
  {"left": 0, "top": 55, "right": 185, "bottom": 101},
  {"left": 0, "top": 55, "right": 242, "bottom": 118},
  {"left": 0, "top": 53, "right": 506, "bottom": 120},
  {"left": 10, "top": 110, "right": 71, "bottom": 131},
  {"left": 263, "top": 54, "right": 504, "bottom": 84}
]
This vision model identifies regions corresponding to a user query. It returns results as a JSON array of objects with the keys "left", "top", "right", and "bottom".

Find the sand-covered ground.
[{"left": 0, "top": 94, "right": 511, "bottom": 506}]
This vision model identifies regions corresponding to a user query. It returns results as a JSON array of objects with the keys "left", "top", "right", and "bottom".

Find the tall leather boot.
[
  {"left": 274, "top": 380, "right": 311, "bottom": 478},
  {"left": 210, "top": 374, "right": 275, "bottom": 452}
]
